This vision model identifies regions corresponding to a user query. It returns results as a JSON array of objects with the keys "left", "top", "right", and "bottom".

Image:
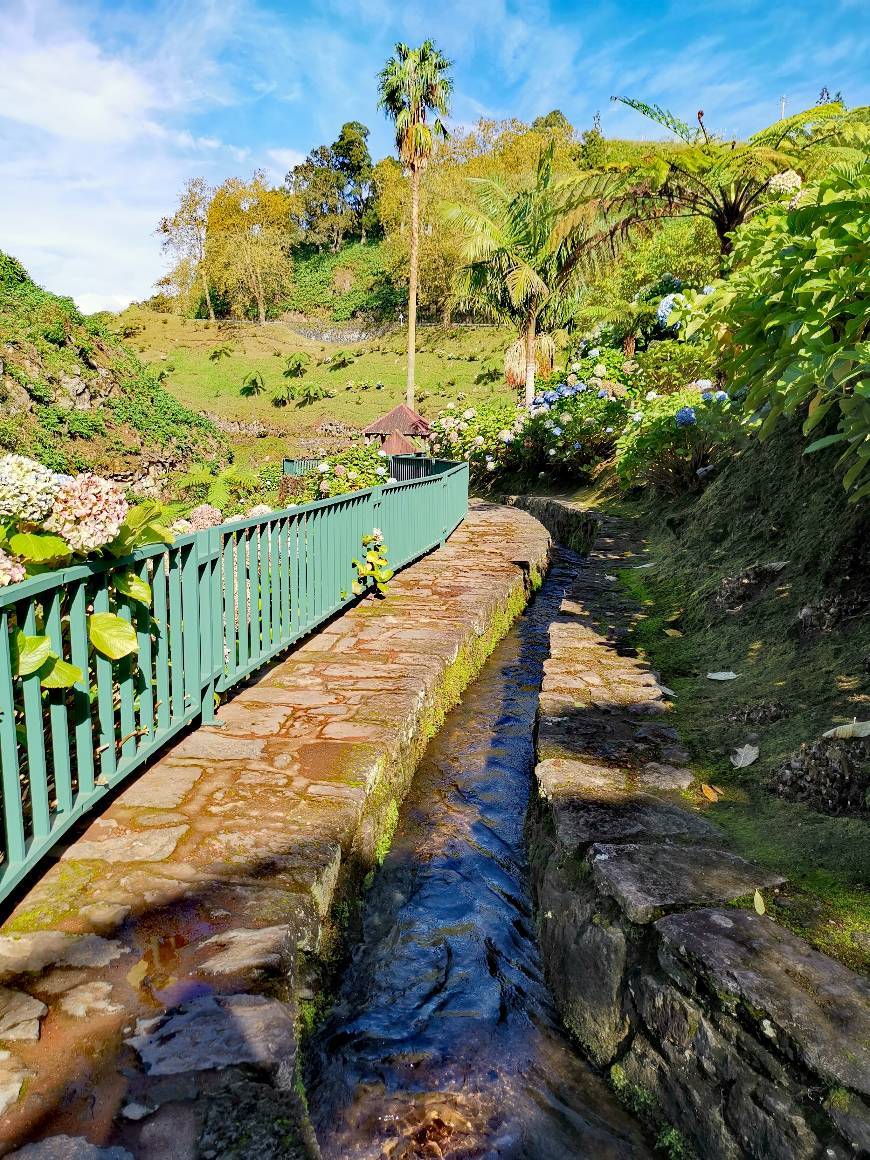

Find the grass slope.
[
  {"left": 611, "top": 424, "right": 869, "bottom": 970},
  {"left": 114, "top": 307, "right": 520, "bottom": 466}
]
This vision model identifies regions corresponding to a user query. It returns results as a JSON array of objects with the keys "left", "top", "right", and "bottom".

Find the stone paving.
[
  {"left": 526, "top": 503, "right": 870, "bottom": 1160},
  {"left": 0, "top": 500, "right": 551, "bottom": 1158}
]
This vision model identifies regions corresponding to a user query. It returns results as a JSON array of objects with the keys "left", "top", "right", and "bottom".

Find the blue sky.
[{"left": 1, "top": 0, "right": 866, "bottom": 311}]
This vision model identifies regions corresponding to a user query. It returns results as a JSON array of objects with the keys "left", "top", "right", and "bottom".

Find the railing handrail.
[
  {"left": 0, "top": 464, "right": 468, "bottom": 608},
  {"left": 0, "top": 461, "right": 469, "bottom": 903}
]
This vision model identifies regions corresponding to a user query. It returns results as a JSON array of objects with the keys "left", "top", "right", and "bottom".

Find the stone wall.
[
  {"left": 526, "top": 504, "right": 870, "bottom": 1160},
  {"left": 503, "top": 494, "right": 600, "bottom": 557}
]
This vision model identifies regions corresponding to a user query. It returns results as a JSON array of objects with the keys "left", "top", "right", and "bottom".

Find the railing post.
[
  {"left": 440, "top": 473, "right": 448, "bottom": 546},
  {"left": 198, "top": 528, "right": 220, "bottom": 724}
]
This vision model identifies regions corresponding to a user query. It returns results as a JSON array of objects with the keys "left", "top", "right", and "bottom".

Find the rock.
[
  {"left": 120, "top": 1101, "right": 154, "bottom": 1121},
  {"left": 8, "top": 1138, "right": 133, "bottom": 1159},
  {"left": 638, "top": 763, "right": 693, "bottom": 791},
  {"left": 197, "top": 926, "right": 291, "bottom": 976},
  {"left": 825, "top": 1090, "right": 870, "bottom": 1155},
  {"left": 769, "top": 736, "right": 870, "bottom": 816},
  {"left": 536, "top": 757, "right": 718, "bottom": 851},
  {"left": 655, "top": 908, "right": 870, "bottom": 1096},
  {"left": 0, "top": 1050, "right": 32, "bottom": 1116},
  {"left": 58, "top": 982, "right": 121, "bottom": 1018},
  {"left": 197, "top": 1076, "right": 317, "bottom": 1160},
  {"left": 536, "top": 862, "right": 629, "bottom": 1066},
  {"left": 67, "top": 824, "right": 189, "bottom": 863},
  {"left": 126, "top": 994, "right": 296, "bottom": 1076},
  {"left": 0, "top": 987, "right": 47, "bottom": 1040},
  {"left": 114, "top": 763, "right": 203, "bottom": 809},
  {"left": 0, "top": 933, "right": 128, "bottom": 979},
  {"left": 589, "top": 843, "right": 784, "bottom": 923}
]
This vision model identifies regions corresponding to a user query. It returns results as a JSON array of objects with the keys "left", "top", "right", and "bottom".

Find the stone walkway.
[
  {"left": 526, "top": 504, "right": 870, "bottom": 1159},
  {"left": 0, "top": 501, "right": 550, "bottom": 1158}
]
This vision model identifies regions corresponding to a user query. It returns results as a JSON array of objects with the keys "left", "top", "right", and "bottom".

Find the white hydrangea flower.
[
  {"left": 473, "top": 435, "right": 484, "bottom": 446},
  {"left": 588, "top": 348, "right": 600, "bottom": 358},
  {"left": 631, "top": 412, "right": 643, "bottom": 423},
  {"left": 486, "top": 461, "right": 495, "bottom": 471},
  {"left": 769, "top": 169, "right": 802, "bottom": 194},
  {"left": 0, "top": 454, "right": 60, "bottom": 522},
  {"left": 497, "top": 429, "right": 513, "bottom": 443},
  {"left": 462, "top": 408, "right": 476, "bottom": 420},
  {"left": 594, "top": 363, "right": 607, "bottom": 378},
  {"left": 375, "top": 466, "right": 386, "bottom": 476},
  {"left": 645, "top": 391, "right": 659, "bottom": 401},
  {"left": 318, "top": 462, "right": 330, "bottom": 473}
]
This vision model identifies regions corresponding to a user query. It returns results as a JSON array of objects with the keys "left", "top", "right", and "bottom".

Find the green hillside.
[{"left": 0, "top": 253, "right": 225, "bottom": 484}]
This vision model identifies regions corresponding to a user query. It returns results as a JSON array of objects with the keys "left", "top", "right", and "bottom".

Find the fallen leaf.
[
  {"left": 660, "top": 685, "right": 677, "bottom": 698},
  {"left": 634, "top": 562, "right": 654, "bottom": 570},
  {"left": 822, "top": 719, "right": 870, "bottom": 739},
  {"left": 664, "top": 628, "right": 683, "bottom": 638},
  {"left": 604, "top": 574, "right": 617, "bottom": 581},
  {"left": 707, "top": 671, "right": 740, "bottom": 681},
  {"left": 731, "top": 744, "right": 760, "bottom": 768},
  {"left": 711, "top": 785, "right": 725, "bottom": 795},
  {"left": 754, "top": 889, "right": 766, "bottom": 915},
  {"left": 700, "top": 783, "right": 720, "bottom": 802}
]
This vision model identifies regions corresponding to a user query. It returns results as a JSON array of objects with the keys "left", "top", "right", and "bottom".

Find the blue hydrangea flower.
[
  {"left": 701, "top": 391, "right": 713, "bottom": 402},
  {"left": 657, "top": 294, "right": 677, "bottom": 326},
  {"left": 714, "top": 390, "right": 729, "bottom": 402},
  {"left": 675, "top": 406, "right": 697, "bottom": 428},
  {"left": 573, "top": 441, "right": 582, "bottom": 450},
  {"left": 553, "top": 426, "right": 563, "bottom": 436},
  {"left": 576, "top": 384, "right": 587, "bottom": 393},
  {"left": 597, "top": 388, "right": 608, "bottom": 398}
]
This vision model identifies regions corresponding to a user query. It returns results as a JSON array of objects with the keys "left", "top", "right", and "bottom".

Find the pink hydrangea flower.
[
  {"left": 187, "top": 504, "right": 223, "bottom": 531},
  {"left": 45, "top": 473, "right": 128, "bottom": 553},
  {"left": 0, "top": 549, "right": 25, "bottom": 588}
]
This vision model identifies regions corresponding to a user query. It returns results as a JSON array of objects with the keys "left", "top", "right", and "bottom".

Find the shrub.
[
  {"left": 684, "top": 161, "right": 870, "bottom": 502},
  {"left": 635, "top": 340, "right": 713, "bottom": 395},
  {"left": 615, "top": 386, "right": 742, "bottom": 495}
]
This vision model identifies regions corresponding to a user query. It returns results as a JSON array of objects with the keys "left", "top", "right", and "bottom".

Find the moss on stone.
[{"left": 3, "top": 861, "right": 98, "bottom": 934}]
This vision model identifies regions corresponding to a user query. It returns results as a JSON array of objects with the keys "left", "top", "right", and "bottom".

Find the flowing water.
[{"left": 308, "top": 551, "right": 649, "bottom": 1160}]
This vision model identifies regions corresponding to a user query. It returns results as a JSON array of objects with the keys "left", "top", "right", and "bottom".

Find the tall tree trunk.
[
  {"left": 524, "top": 316, "right": 537, "bottom": 408},
  {"left": 623, "top": 333, "right": 636, "bottom": 357},
  {"left": 406, "top": 165, "right": 420, "bottom": 410},
  {"left": 200, "top": 269, "right": 215, "bottom": 322}
]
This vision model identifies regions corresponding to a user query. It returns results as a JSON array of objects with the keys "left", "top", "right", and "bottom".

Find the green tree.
[
  {"left": 208, "top": 172, "right": 295, "bottom": 323},
  {"left": 447, "top": 144, "right": 630, "bottom": 406},
  {"left": 610, "top": 97, "right": 864, "bottom": 258},
  {"left": 286, "top": 122, "right": 377, "bottom": 251},
  {"left": 158, "top": 177, "right": 216, "bottom": 320},
  {"left": 377, "top": 40, "right": 453, "bottom": 408}
]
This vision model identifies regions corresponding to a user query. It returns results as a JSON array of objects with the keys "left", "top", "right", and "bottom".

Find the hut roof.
[
  {"left": 381, "top": 430, "right": 420, "bottom": 455},
  {"left": 363, "top": 404, "right": 431, "bottom": 437}
]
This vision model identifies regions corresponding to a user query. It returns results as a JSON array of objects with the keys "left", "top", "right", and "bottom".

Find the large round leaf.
[{"left": 88, "top": 612, "right": 139, "bottom": 660}]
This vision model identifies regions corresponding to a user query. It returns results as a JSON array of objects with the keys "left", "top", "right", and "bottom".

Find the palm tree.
[
  {"left": 610, "top": 98, "right": 862, "bottom": 258},
  {"left": 377, "top": 40, "right": 452, "bottom": 409},
  {"left": 447, "top": 145, "right": 632, "bottom": 406}
]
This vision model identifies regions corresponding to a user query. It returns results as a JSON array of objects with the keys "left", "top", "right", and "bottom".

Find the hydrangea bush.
[{"left": 614, "top": 386, "right": 742, "bottom": 495}]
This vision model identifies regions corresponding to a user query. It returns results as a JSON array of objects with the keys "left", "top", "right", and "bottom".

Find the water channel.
[{"left": 308, "top": 550, "right": 649, "bottom": 1159}]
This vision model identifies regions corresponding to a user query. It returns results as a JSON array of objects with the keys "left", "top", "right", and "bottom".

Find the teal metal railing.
[{"left": 0, "top": 464, "right": 468, "bottom": 902}]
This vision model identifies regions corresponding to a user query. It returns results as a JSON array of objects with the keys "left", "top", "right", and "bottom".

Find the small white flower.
[
  {"left": 378, "top": 449, "right": 388, "bottom": 458},
  {"left": 497, "top": 429, "right": 513, "bottom": 443},
  {"left": 473, "top": 435, "right": 484, "bottom": 446},
  {"left": 549, "top": 448, "right": 556, "bottom": 456},
  {"left": 594, "top": 363, "right": 607, "bottom": 378},
  {"left": 631, "top": 412, "right": 643, "bottom": 423},
  {"left": 375, "top": 466, "right": 386, "bottom": 476},
  {"left": 462, "top": 407, "right": 476, "bottom": 420},
  {"left": 486, "top": 461, "right": 495, "bottom": 472},
  {"left": 588, "top": 348, "right": 600, "bottom": 358},
  {"left": 318, "top": 462, "right": 330, "bottom": 473},
  {"left": 645, "top": 391, "right": 659, "bottom": 401}
]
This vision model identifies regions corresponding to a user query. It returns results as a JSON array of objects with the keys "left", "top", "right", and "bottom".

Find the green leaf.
[
  {"left": 88, "top": 612, "right": 139, "bottom": 659},
  {"left": 113, "top": 570, "right": 152, "bottom": 606},
  {"left": 8, "top": 532, "right": 70, "bottom": 563},
  {"left": 39, "top": 656, "right": 84, "bottom": 689},
  {"left": 804, "top": 433, "right": 847, "bottom": 454},
  {"left": 13, "top": 632, "right": 51, "bottom": 676}
]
